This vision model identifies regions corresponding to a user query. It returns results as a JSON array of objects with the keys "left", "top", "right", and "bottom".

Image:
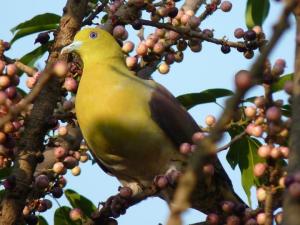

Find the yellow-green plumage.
[
  {"left": 62, "top": 27, "right": 244, "bottom": 213},
  {"left": 73, "top": 28, "right": 184, "bottom": 186}
]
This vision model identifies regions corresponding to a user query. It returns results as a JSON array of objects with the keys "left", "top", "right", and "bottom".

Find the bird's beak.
[{"left": 61, "top": 41, "right": 82, "bottom": 54}]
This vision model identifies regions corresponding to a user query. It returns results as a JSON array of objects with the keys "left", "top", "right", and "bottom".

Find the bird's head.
[{"left": 61, "top": 27, "right": 123, "bottom": 63}]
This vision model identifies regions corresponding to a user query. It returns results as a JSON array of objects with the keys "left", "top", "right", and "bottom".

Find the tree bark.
[
  {"left": 0, "top": 1, "right": 88, "bottom": 224},
  {"left": 283, "top": 4, "right": 300, "bottom": 225}
]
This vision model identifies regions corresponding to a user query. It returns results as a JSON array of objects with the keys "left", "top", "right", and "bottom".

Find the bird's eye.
[{"left": 89, "top": 32, "right": 98, "bottom": 39}]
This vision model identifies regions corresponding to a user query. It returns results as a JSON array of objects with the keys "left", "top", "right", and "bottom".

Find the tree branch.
[
  {"left": 167, "top": 0, "right": 298, "bottom": 224},
  {"left": 0, "top": 1, "right": 89, "bottom": 224},
  {"left": 283, "top": 3, "right": 300, "bottom": 225}
]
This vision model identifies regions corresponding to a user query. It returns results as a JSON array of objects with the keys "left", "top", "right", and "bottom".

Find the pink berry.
[
  {"left": 126, "top": 56, "right": 138, "bottom": 68},
  {"left": 0, "top": 60, "right": 5, "bottom": 73},
  {"left": 266, "top": 106, "right": 281, "bottom": 121},
  {"left": 180, "top": 14, "right": 190, "bottom": 25},
  {"left": 192, "top": 132, "right": 205, "bottom": 144},
  {"left": 63, "top": 156, "right": 78, "bottom": 169},
  {"left": 165, "top": 53, "right": 175, "bottom": 65},
  {"left": 189, "top": 16, "right": 200, "bottom": 28},
  {"left": 244, "top": 106, "right": 256, "bottom": 118},
  {"left": 53, "top": 162, "right": 65, "bottom": 174},
  {"left": 54, "top": 146, "right": 68, "bottom": 159},
  {"left": 203, "top": 164, "right": 214, "bottom": 175},
  {"left": 185, "top": 10, "right": 195, "bottom": 17},
  {"left": 252, "top": 125, "right": 263, "bottom": 137},
  {"left": 254, "top": 96, "right": 265, "bottom": 108},
  {"left": 252, "top": 26, "right": 262, "bottom": 34},
  {"left": 71, "top": 166, "right": 81, "bottom": 176},
  {"left": 221, "top": 201, "right": 234, "bottom": 213},
  {"left": 275, "top": 212, "right": 283, "bottom": 224},
  {"left": 80, "top": 153, "right": 89, "bottom": 162},
  {"left": 155, "top": 175, "right": 168, "bottom": 188},
  {"left": 254, "top": 163, "right": 267, "bottom": 177},
  {"left": 122, "top": 41, "right": 135, "bottom": 53},
  {"left": 153, "top": 42, "right": 165, "bottom": 54},
  {"left": 136, "top": 42, "right": 148, "bottom": 56},
  {"left": 53, "top": 61, "right": 68, "bottom": 77},
  {"left": 226, "top": 215, "right": 240, "bottom": 225},
  {"left": 157, "top": 7, "right": 168, "bottom": 17},
  {"left": 270, "top": 147, "right": 282, "bottom": 159},
  {"left": 166, "top": 31, "right": 180, "bottom": 41},
  {"left": 220, "top": 1, "right": 232, "bottom": 12},
  {"left": 145, "top": 38, "right": 156, "bottom": 48},
  {"left": 5, "top": 86, "right": 17, "bottom": 99},
  {"left": 257, "top": 213, "right": 266, "bottom": 225},
  {"left": 0, "top": 76, "right": 10, "bottom": 88},
  {"left": 158, "top": 63, "right": 169, "bottom": 74},
  {"left": 205, "top": 115, "right": 216, "bottom": 126},
  {"left": 258, "top": 145, "right": 271, "bottom": 158},
  {"left": 256, "top": 187, "right": 266, "bottom": 202},
  {"left": 26, "top": 77, "right": 36, "bottom": 89},
  {"left": 63, "top": 100, "right": 74, "bottom": 111},
  {"left": 35, "top": 174, "right": 49, "bottom": 189},
  {"left": 119, "top": 186, "right": 133, "bottom": 198},
  {"left": 0, "top": 91, "right": 7, "bottom": 105},
  {"left": 6, "top": 64, "right": 17, "bottom": 77},
  {"left": 69, "top": 208, "right": 83, "bottom": 221},
  {"left": 155, "top": 29, "right": 165, "bottom": 38},
  {"left": 113, "top": 25, "right": 126, "bottom": 39},
  {"left": 280, "top": 146, "right": 289, "bottom": 158},
  {"left": 64, "top": 77, "right": 78, "bottom": 92},
  {"left": 235, "top": 70, "right": 252, "bottom": 90},
  {"left": 234, "top": 28, "right": 244, "bottom": 39},
  {"left": 120, "top": 29, "right": 128, "bottom": 41},
  {"left": 58, "top": 126, "right": 68, "bottom": 136},
  {"left": 206, "top": 213, "right": 219, "bottom": 225},
  {"left": 289, "top": 182, "right": 300, "bottom": 198},
  {"left": 179, "top": 143, "right": 192, "bottom": 154},
  {"left": 22, "top": 206, "right": 31, "bottom": 216}
]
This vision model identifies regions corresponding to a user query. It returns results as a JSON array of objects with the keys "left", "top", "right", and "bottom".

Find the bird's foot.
[{"left": 154, "top": 168, "right": 182, "bottom": 189}]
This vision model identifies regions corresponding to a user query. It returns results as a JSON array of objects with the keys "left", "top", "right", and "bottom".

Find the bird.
[{"left": 61, "top": 27, "right": 244, "bottom": 214}]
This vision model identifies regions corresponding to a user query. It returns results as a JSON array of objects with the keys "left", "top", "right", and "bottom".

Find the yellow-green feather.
[{"left": 75, "top": 28, "right": 180, "bottom": 184}]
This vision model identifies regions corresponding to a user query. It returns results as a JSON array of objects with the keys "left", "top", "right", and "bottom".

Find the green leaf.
[
  {"left": 282, "top": 104, "right": 291, "bottom": 117},
  {"left": 11, "top": 13, "right": 60, "bottom": 33},
  {"left": 0, "top": 190, "right": 5, "bottom": 201},
  {"left": 17, "top": 41, "right": 52, "bottom": 76},
  {"left": 10, "top": 13, "right": 60, "bottom": 44},
  {"left": 245, "top": 0, "right": 270, "bottom": 28},
  {"left": 0, "top": 167, "right": 12, "bottom": 180},
  {"left": 11, "top": 24, "right": 58, "bottom": 45},
  {"left": 37, "top": 216, "right": 48, "bottom": 225},
  {"left": 101, "top": 14, "right": 108, "bottom": 24},
  {"left": 54, "top": 206, "right": 78, "bottom": 225},
  {"left": 65, "top": 189, "right": 96, "bottom": 217},
  {"left": 226, "top": 126, "right": 264, "bottom": 205},
  {"left": 176, "top": 88, "right": 234, "bottom": 110},
  {"left": 271, "top": 73, "right": 293, "bottom": 93}
]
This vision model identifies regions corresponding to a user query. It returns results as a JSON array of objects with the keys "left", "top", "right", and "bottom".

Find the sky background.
[{"left": 0, "top": 0, "right": 296, "bottom": 224}]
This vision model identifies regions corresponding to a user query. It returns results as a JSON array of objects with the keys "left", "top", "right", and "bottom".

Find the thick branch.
[
  {"left": 283, "top": 3, "right": 300, "bottom": 225},
  {"left": 0, "top": 1, "right": 88, "bottom": 224},
  {"left": 167, "top": 0, "right": 297, "bottom": 224}
]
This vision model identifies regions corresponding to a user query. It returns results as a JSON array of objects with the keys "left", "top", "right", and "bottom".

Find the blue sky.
[{"left": 0, "top": 1, "right": 296, "bottom": 224}]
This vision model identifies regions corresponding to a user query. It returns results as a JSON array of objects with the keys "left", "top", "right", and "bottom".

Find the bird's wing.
[
  {"left": 148, "top": 81, "right": 245, "bottom": 211},
  {"left": 149, "top": 82, "right": 201, "bottom": 147}
]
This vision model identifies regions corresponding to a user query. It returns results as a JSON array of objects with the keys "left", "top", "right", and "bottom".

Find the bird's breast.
[{"left": 75, "top": 69, "right": 178, "bottom": 181}]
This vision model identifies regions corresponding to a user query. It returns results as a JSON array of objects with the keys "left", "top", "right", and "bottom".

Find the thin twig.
[
  {"left": 82, "top": 3, "right": 107, "bottom": 26},
  {"left": 139, "top": 19, "right": 246, "bottom": 49},
  {"left": 0, "top": 71, "right": 53, "bottom": 127},
  {"left": 216, "top": 131, "right": 247, "bottom": 152},
  {"left": 3, "top": 56, "right": 37, "bottom": 76},
  {"left": 167, "top": 0, "right": 298, "bottom": 224}
]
